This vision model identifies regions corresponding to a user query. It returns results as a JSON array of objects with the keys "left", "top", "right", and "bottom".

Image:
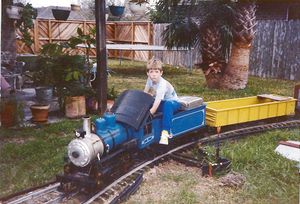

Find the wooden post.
[
  {"left": 147, "top": 22, "right": 151, "bottom": 60},
  {"left": 83, "top": 21, "right": 87, "bottom": 34},
  {"left": 48, "top": 20, "right": 52, "bottom": 43},
  {"left": 131, "top": 22, "right": 135, "bottom": 60},
  {"left": 34, "top": 19, "right": 39, "bottom": 53},
  {"left": 294, "top": 84, "right": 300, "bottom": 111},
  {"left": 95, "top": 0, "right": 108, "bottom": 115},
  {"left": 114, "top": 23, "right": 117, "bottom": 58}
]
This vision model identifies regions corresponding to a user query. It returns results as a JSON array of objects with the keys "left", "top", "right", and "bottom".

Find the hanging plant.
[
  {"left": 129, "top": 0, "right": 149, "bottom": 6},
  {"left": 52, "top": 8, "right": 71, "bottom": 21},
  {"left": 6, "top": 5, "right": 23, "bottom": 19}
]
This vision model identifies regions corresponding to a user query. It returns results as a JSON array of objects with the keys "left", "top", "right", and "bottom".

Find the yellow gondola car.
[{"left": 206, "top": 94, "right": 297, "bottom": 128}]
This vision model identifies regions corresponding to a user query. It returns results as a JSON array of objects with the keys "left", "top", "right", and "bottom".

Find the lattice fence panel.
[{"left": 17, "top": 20, "right": 153, "bottom": 61}]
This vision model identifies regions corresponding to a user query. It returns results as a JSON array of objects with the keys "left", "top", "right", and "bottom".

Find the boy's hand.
[
  {"left": 150, "top": 108, "right": 155, "bottom": 115},
  {"left": 149, "top": 111, "right": 154, "bottom": 120}
]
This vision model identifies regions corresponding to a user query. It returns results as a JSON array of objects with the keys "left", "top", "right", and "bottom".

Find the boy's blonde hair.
[{"left": 147, "top": 58, "right": 163, "bottom": 71}]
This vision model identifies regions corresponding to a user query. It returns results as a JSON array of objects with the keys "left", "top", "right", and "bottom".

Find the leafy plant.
[
  {"left": 107, "top": 86, "right": 118, "bottom": 100},
  {"left": 32, "top": 43, "right": 67, "bottom": 87},
  {"left": 149, "top": 0, "right": 182, "bottom": 23},
  {"left": 15, "top": 3, "right": 37, "bottom": 47},
  {"left": 107, "top": 0, "right": 125, "bottom": 6},
  {"left": 68, "top": 27, "right": 96, "bottom": 82}
]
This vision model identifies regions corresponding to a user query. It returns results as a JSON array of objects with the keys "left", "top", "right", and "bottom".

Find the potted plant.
[
  {"left": 63, "top": 84, "right": 88, "bottom": 119},
  {"left": 54, "top": 55, "right": 90, "bottom": 118},
  {"left": 33, "top": 57, "right": 56, "bottom": 103},
  {"left": 6, "top": 4, "right": 23, "bottom": 19},
  {"left": 32, "top": 43, "right": 64, "bottom": 103},
  {"left": 128, "top": 0, "right": 148, "bottom": 15},
  {"left": 0, "top": 94, "right": 25, "bottom": 127},
  {"left": 108, "top": 0, "right": 125, "bottom": 16}
]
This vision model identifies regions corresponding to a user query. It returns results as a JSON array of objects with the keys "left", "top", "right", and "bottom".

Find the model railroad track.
[
  {"left": 81, "top": 119, "right": 300, "bottom": 204},
  {"left": 2, "top": 182, "right": 64, "bottom": 204},
  {"left": 3, "top": 120, "right": 300, "bottom": 204}
]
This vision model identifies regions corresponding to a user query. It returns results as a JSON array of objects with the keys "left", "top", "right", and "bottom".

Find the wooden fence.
[
  {"left": 17, "top": 19, "right": 153, "bottom": 61},
  {"left": 153, "top": 24, "right": 201, "bottom": 68},
  {"left": 249, "top": 20, "right": 300, "bottom": 81},
  {"left": 17, "top": 19, "right": 300, "bottom": 79}
]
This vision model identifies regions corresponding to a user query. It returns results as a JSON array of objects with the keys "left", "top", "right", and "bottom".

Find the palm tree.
[
  {"left": 152, "top": 0, "right": 257, "bottom": 89},
  {"left": 221, "top": 2, "right": 256, "bottom": 89}
]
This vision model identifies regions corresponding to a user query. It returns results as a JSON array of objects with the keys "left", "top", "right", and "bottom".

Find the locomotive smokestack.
[{"left": 82, "top": 116, "right": 91, "bottom": 137}]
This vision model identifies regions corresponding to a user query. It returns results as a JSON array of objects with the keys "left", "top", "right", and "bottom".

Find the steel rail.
[{"left": 4, "top": 183, "right": 61, "bottom": 204}]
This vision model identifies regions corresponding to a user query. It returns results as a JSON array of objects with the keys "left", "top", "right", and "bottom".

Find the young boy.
[{"left": 144, "top": 58, "right": 181, "bottom": 145}]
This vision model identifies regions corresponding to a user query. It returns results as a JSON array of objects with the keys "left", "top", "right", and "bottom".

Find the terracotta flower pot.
[
  {"left": 30, "top": 104, "right": 50, "bottom": 123},
  {"left": 1, "top": 101, "right": 17, "bottom": 127}
]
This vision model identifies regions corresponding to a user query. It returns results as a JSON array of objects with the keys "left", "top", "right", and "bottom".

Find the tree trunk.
[
  {"left": 204, "top": 72, "right": 222, "bottom": 89},
  {"left": 220, "top": 2, "right": 256, "bottom": 90},
  {"left": 221, "top": 43, "right": 251, "bottom": 89},
  {"left": 200, "top": 25, "right": 226, "bottom": 89}
]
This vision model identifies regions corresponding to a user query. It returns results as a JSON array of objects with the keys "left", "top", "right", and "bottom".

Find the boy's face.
[{"left": 147, "top": 69, "right": 163, "bottom": 83}]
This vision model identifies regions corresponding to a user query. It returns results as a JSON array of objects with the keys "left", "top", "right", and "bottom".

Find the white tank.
[{"left": 68, "top": 133, "right": 104, "bottom": 167}]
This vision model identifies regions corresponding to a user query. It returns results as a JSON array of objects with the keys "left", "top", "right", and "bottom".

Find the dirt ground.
[{"left": 125, "top": 160, "right": 246, "bottom": 204}]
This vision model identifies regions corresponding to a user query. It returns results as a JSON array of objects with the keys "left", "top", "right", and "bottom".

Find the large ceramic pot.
[
  {"left": 128, "top": 2, "right": 147, "bottom": 15},
  {"left": 30, "top": 104, "right": 50, "bottom": 123},
  {"left": 65, "top": 96, "right": 86, "bottom": 118},
  {"left": 109, "top": 6, "right": 125, "bottom": 16},
  {"left": 52, "top": 9, "right": 70, "bottom": 21}
]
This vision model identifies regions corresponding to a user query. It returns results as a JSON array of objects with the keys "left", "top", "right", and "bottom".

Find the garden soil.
[{"left": 125, "top": 160, "right": 246, "bottom": 204}]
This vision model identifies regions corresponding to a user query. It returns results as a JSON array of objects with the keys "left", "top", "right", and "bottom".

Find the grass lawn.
[
  {"left": 0, "top": 59, "right": 299, "bottom": 201},
  {"left": 209, "top": 129, "right": 300, "bottom": 203}
]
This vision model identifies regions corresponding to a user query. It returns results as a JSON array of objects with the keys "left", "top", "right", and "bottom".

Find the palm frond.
[{"left": 163, "top": 20, "right": 200, "bottom": 49}]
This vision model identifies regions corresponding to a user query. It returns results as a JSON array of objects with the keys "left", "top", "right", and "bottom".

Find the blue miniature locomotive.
[{"left": 67, "top": 90, "right": 206, "bottom": 168}]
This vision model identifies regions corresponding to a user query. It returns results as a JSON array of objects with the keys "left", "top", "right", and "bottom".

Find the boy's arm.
[
  {"left": 150, "top": 98, "right": 161, "bottom": 115},
  {"left": 144, "top": 78, "right": 150, "bottom": 93},
  {"left": 144, "top": 86, "right": 149, "bottom": 93}
]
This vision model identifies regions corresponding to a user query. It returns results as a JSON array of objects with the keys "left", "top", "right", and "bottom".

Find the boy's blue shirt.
[{"left": 145, "top": 76, "right": 178, "bottom": 101}]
